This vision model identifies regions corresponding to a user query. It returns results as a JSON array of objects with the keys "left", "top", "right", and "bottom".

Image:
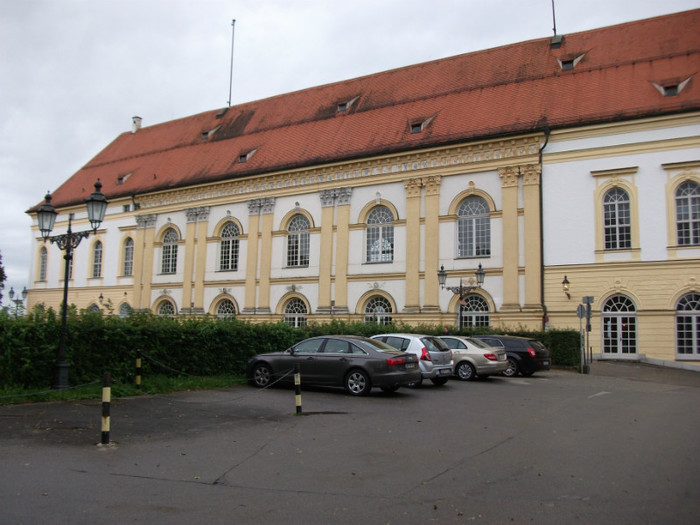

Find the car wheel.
[
  {"left": 502, "top": 357, "right": 519, "bottom": 377},
  {"left": 456, "top": 361, "right": 476, "bottom": 381},
  {"left": 251, "top": 363, "right": 272, "bottom": 387},
  {"left": 380, "top": 385, "right": 400, "bottom": 393},
  {"left": 345, "top": 369, "right": 371, "bottom": 396},
  {"left": 431, "top": 377, "right": 449, "bottom": 386}
]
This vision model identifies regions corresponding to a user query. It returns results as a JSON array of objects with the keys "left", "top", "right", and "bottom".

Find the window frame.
[
  {"left": 286, "top": 215, "right": 310, "bottom": 268},
  {"left": 457, "top": 196, "right": 491, "bottom": 258},
  {"left": 365, "top": 205, "right": 394, "bottom": 263},
  {"left": 161, "top": 228, "right": 179, "bottom": 275}
]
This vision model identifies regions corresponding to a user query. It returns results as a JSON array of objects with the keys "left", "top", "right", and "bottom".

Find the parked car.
[
  {"left": 471, "top": 335, "right": 551, "bottom": 377},
  {"left": 246, "top": 335, "right": 421, "bottom": 396},
  {"left": 440, "top": 335, "right": 509, "bottom": 380},
  {"left": 370, "top": 333, "right": 453, "bottom": 387}
]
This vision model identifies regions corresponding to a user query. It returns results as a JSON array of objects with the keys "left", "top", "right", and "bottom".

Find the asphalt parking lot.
[{"left": 1, "top": 362, "right": 699, "bottom": 524}]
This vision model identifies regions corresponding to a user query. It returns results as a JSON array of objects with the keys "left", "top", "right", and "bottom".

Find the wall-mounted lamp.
[
  {"left": 562, "top": 275, "right": 570, "bottom": 299},
  {"left": 98, "top": 293, "right": 104, "bottom": 304}
]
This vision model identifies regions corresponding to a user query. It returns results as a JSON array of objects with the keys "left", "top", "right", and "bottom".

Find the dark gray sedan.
[{"left": 246, "top": 335, "right": 422, "bottom": 396}]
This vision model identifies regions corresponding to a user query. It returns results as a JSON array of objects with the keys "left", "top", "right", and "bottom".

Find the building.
[{"left": 27, "top": 10, "right": 700, "bottom": 367}]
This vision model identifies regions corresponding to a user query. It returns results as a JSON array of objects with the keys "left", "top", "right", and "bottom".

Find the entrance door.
[{"left": 602, "top": 295, "right": 637, "bottom": 354}]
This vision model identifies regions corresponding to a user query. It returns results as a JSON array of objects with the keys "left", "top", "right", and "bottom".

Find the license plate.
[
  {"left": 406, "top": 363, "right": 417, "bottom": 369},
  {"left": 543, "top": 361, "right": 549, "bottom": 366},
  {"left": 498, "top": 354, "right": 506, "bottom": 361},
  {"left": 438, "top": 368, "right": 451, "bottom": 375}
]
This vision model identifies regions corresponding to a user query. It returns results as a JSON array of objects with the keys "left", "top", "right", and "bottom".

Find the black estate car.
[{"left": 471, "top": 335, "right": 550, "bottom": 377}]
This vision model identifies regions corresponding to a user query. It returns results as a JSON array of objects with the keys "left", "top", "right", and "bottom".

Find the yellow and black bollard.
[
  {"left": 294, "top": 364, "right": 302, "bottom": 415},
  {"left": 135, "top": 350, "right": 142, "bottom": 389},
  {"left": 101, "top": 372, "right": 111, "bottom": 445}
]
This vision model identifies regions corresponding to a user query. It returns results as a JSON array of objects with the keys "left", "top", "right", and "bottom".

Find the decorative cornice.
[{"left": 134, "top": 135, "right": 542, "bottom": 211}]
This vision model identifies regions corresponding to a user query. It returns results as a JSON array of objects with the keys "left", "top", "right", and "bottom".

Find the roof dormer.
[{"left": 651, "top": 75, "right": 693, "bottom": 97}]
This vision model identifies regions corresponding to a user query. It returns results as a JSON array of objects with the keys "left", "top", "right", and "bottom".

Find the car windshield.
[
  {"left": 355, "top": 338, "right": 400, "bottom": 354},
  {"left": 466, "top": 337, "right": 491, "bottom": 349},
  {"left": 422, "top": 336, "right": 449, "bottom": 351}
]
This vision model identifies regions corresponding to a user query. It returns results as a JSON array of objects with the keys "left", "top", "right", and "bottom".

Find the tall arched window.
[
  {"left": 92, "top": 241, "right": 103, "bottom": 278},
  {"left": 364, "top": 296, "right": 393, "bottom": 325},
  {"left": 123, "top": 237, "right": 134, "bottom": 276},
  {"left": 216, "top": 298, "right": 236, "bottom": 319},
  {"left": 676, "top": 293, "right": 700, "bottom": 357},
  {"left": 457, "top": 196, "right": 491, "bottom": 257},
  {"left": 161, "top": 228, "right": 178, "bottom": 274},
  {"left": 603, "top": 188, "right": 631, "bottom": 250},
  {"left": 675, "top": 181, "right": 700, "bottom": 246},
  {"left": 459, "top": 294, "right": 490, "bottom": 328},
  {"left": 602, "top": 295, "right": 637, "bottom": 354},
  {"left": 87, "top": 303, "right": 101, "bottom": 314},
  {"left": 287, "top": 215, "right": 310, "bottom": 267},
  {"left": 366, "top": 206, "right": 394, "bottom": 262},
  {"left": 284, "top": 297, "right": 307, "bottom": 327},
  {"left": 158, "top": 300, "right": 176, "bottom": 317},
  {"left": 39, "top": 246, "right": 47, "bottom": 281},
  {"left": 219, "top": 222, "right": 240, "bottom": 271}
]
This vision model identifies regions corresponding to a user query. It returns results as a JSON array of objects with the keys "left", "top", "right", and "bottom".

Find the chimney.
[{"left": 131, "top": 116, "right": 142, "bottom": 134}]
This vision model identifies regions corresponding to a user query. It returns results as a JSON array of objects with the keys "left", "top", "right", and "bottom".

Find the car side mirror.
[{"left": 286, "top": 347, "right": 295, "bottom": 355}]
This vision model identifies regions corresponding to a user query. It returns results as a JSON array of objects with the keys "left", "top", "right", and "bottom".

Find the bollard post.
[
  {"left": 135, "top": 350, "right": 142, "bottom": 389},
  {"left": 101, "top": 372, "right": 111, "bottom": 445},
  {"left": 294, "top": 363, "right": 302, "bottom": 415}
]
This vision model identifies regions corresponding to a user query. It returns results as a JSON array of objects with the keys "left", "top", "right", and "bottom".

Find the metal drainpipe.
[{"left": 538, "top": 127, "right": 551, "bottom": 331}]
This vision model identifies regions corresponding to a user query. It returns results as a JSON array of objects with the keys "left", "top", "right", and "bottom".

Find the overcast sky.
[{"left": 1, "top": 0, "right": 697, "bottom": 303}]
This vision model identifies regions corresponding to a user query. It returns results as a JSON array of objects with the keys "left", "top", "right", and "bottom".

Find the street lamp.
[
  {"left": 438, "top": 263, "right": 485, "bottom": 299},
  {"left": 36, "top": 180, "right": 108, "bottom": 389},
  {"left": 8, "top": 286, "right": 28, "bottom": 317}
]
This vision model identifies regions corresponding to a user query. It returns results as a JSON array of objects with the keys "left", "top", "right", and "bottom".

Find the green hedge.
[{"left": 0, "top": 309, "right": 581, "bottom": 389}]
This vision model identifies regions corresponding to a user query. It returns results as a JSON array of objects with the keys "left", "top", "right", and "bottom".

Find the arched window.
[
  {"left": 284, "top": 297, "right": 307, "bottom": 327},
  {"left": 87, "top": 303, "right": 101, "bottom": 314},
  {"left": 216, "top": 298, "right": 236, "bottom": 319},
  {"left": 118, "top": 302, "right": 132, "bottom": 318},
  {"left": 366, "top": 206, "right": 394, "bottom": 263},
  {"left": 602, "top": 295, "right": 636, "bottom": 354},
  {"left": 39, "top": 246, "right": 47, "bottom": 281},
  {"left": 123, "top": 238, "right": 134, "bottom": 276},
  {"left": 287, "top": 215, "right": 310, "bottom": 267},
  {"left": 219, "top": 222, "right": 240, "bottom": 271},
  {"left": 92, "top": 241, "right": 103, "bottom": 278},
  {"left": 676, "top": 293, "right": 700, "bottom": 356},
  {"left": 161, "top": 228, "right": 178, "bottom": 274},
  {"left": 459, "top": 294, "right": 490, "bottom": 328},
  {"left": 158, "top": 300, "right": 176, "bottom": 317},
  {"left": 457, "top": 196, "right": 491, "bottom": 257},
  {"left": 675, "top": 181, "right": 700, "bottom": 246},
  {"left": 364, "top": 296, "right": 393, "bottom": 325},
  {"left": 603, "top": 188, "right": 631, "bottom": 250}
]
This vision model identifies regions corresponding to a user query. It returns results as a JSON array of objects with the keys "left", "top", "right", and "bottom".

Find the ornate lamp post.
[
  {"left": 438, "top": 263, "right": 485, "bottom": 300},
  {"left": 8, "top": 286, "right": 28, "bottom": 317},
  {"left": 36, "top": 180, "right": 108, "bottom": 389}
]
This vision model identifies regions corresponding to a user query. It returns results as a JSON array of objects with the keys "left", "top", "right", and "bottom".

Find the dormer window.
[
  {"left": 117, "top": 172, "right": 132, "bottom": 185},
  {"left": 238, "top": 148, "right": 257, "bottom": 163},
  {"left": 201, "top": 126, "right": 221, "bottom": 140},
  {"left": 337, "top": 96, "right": 359, "bottom": 113},
  {"left": 557, "top": 53, "right": 585, "bottom": 71},
  {"left": 652, "top": 76, "right": 693, "bottom": 97},
  {"left": 409, "top": 116, "right": 434, "bottom": 134}
]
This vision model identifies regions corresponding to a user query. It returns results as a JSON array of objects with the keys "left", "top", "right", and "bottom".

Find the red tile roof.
[{"left": 35, "top": 9, "right": 700, "bottom": 210}]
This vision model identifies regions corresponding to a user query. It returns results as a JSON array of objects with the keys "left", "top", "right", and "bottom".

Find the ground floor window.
[
  {"left": 284, "top": 298, "right": 307, "bottom": 327},
  {"left": 158, "top": 300, "right": 176, "bottom": 317},
  {"left": 216, "top": 299, "right": 236, "bottom": 320},
  {"left": 602, "top": 295, "right": 637, "bottom": 354},
  {"left": 676, "top": 293, "right": 700, "bottom": 357},
  {"left": 364, "top": 296, "right": 393, "bottom": 325},
  {"left": 459, "top": 294, "right": 490, "bottom": 329}
]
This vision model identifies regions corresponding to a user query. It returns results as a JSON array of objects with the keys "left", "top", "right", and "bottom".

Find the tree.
[{"left": 0, "top": 251, "right": 6, "bottom": 304}]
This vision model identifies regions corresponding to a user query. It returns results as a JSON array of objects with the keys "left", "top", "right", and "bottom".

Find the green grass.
[{"left": 0, "top": 374, "right": 248, "bottom": 405}]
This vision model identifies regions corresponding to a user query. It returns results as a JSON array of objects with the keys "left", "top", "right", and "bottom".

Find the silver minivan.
[{"left": 371, "top": 333, "right": 453, "bottom": 387}]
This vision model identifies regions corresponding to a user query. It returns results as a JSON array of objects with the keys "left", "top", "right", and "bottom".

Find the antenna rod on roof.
[
  {"left": 227, "top": 19, "right": 236, "bottom": 107},
  {"left": 551, "top": 0, "right": 557, "bottom": 36}
]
